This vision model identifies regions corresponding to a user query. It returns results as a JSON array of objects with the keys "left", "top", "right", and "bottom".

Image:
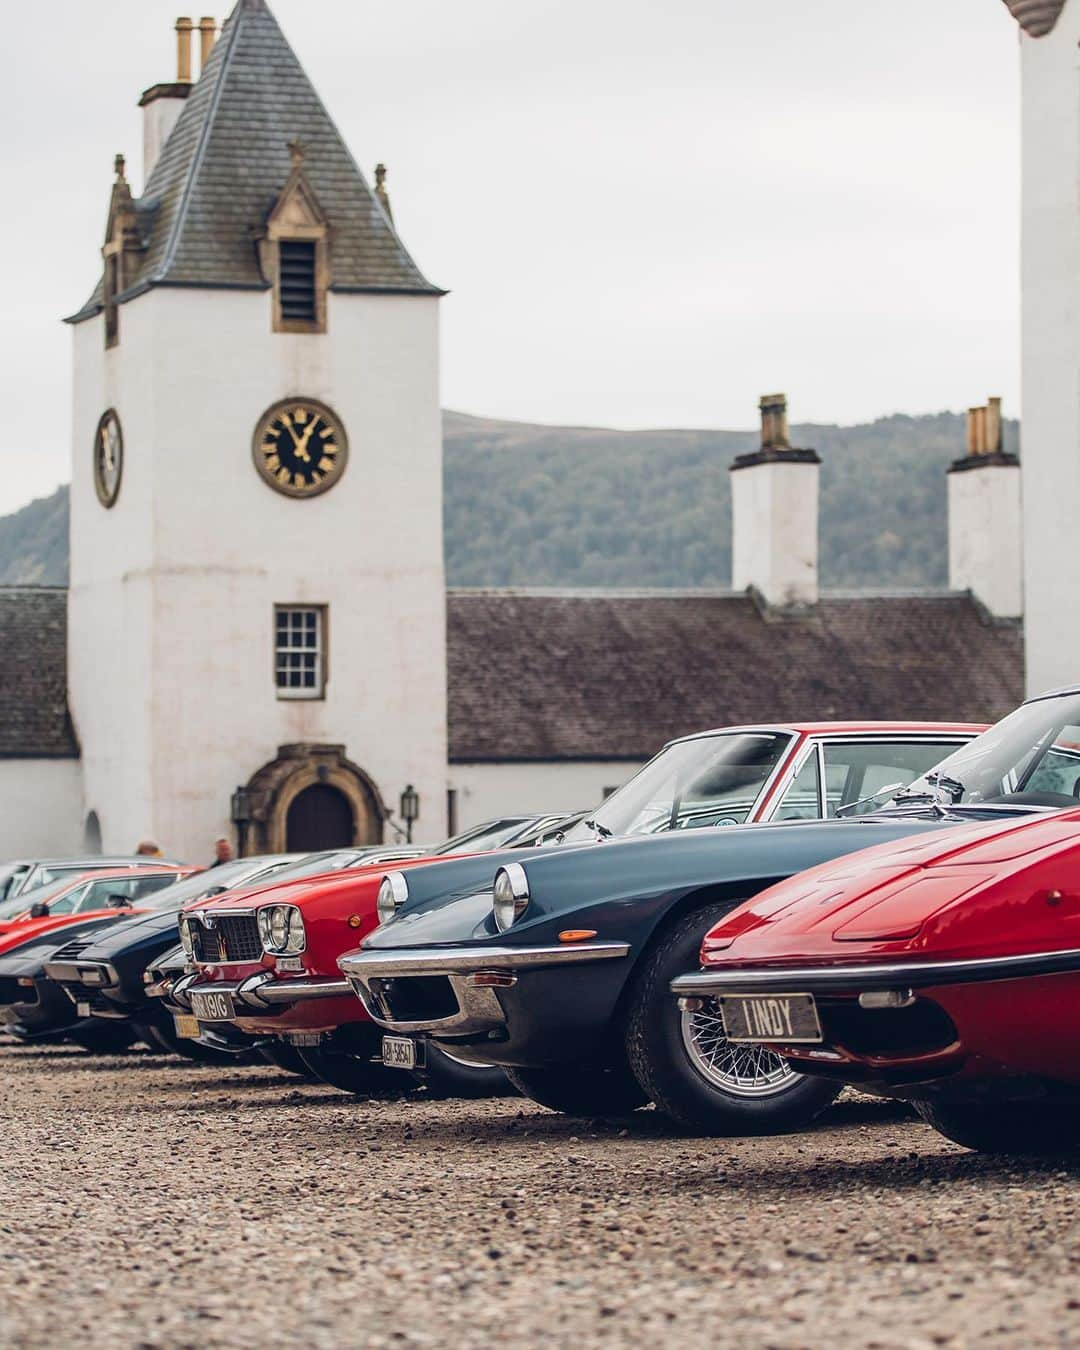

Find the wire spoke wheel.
[{"left": 681, "top": 1001, "right": 798, "bottom": 1097}]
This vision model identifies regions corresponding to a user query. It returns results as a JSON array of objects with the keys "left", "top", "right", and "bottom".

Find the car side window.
[
  {"left": 51, "top": 882, "right": 93, "bottom": 915},
  {"left": 1022, "top": 732, "right": 1080, "bottom": 798},
  {"left": 774, "top": 754, "right": 821, "bottom": 821},
  {"left": 821, "top": 741, "right": 964, "bottom": 818}
]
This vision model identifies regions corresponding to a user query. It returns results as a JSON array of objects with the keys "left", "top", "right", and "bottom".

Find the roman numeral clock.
[{"left": 253, "top": 398, "right": 349, "bottom": 498}]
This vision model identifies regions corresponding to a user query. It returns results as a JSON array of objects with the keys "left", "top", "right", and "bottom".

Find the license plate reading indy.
[
  {"left": 382, "top": 1035, "right": 419, "bottom": 1070},
  {"left": 719, "top": 993, "right": 823, "bottom": 1044},
  {"left": 189, "top": 990, "right": 236, "bottom": 1022}
]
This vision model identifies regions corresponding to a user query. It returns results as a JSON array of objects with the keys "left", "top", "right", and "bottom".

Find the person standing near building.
[{"left": 209, "top": 838, "right": 233, "bottom": 868}]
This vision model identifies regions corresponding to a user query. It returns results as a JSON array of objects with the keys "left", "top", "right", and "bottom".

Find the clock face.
[
  {"left": 253, "top": 399, "right": 348, "bottom": 498},
  {"left": 94, "top": 410, "right": 123, "bottom": 508}
]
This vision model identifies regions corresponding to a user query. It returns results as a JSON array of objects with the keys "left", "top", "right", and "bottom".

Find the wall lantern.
[{"left": 399, "top": 784, "right": 420, "bottom": 843}]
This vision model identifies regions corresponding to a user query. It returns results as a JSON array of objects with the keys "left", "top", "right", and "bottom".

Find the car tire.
[
  {"left": 914, "top": 1099, "right": 1080, "bottom": 1154},
  {"left": 259, "top": 1040, "right": 314, "bottom": 1076},
  {"left": 414, "top": 1044, "right": 514, "bottom": 1099},
  {"left": 624, "top": 901, "right": 840, "bottom": 1135},
  {"left": 68, "top": 1021, "right": 138, "bottom": 1055},
  {"left": 504, "top": 1063, "right": 649, "bottom": 1117},
  {"left": 298, "top": 1024, "right": 408, "bottom": 1096}
]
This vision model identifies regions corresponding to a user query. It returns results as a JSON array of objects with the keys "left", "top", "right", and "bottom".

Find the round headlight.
[
  {"left": 285, "top": 907, "right": 306, "bottom": 954},
  {"left": 493, "top": 863, "right": 530, "bottom": 932},
  {"left": 376, "top": 872, "right": 410, "bottom": 926},
  {"left": 179, "top": 915, "right": 194, "bottom": 959},
  {"left": 269, "top": 906, "right": 289, "bottom": 950}
]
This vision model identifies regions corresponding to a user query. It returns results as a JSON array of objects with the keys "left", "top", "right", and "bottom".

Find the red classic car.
[
  {"left": 0, "top": 866, "right": 193, "bottom": 946},
  {"left": 178, "top": 722, "right": 982, "bottom": 1108},
  {"left": 673, "top": 801, "right": 1080, "bottom": 1154}
]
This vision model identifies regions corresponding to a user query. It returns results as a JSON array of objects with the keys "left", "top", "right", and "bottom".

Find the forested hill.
[{"left": 0, "top": 409, "right": 1016, "bottom": 590}]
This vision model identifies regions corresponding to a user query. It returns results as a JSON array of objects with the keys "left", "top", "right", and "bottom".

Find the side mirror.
[{"left": 29, "top": 902, "right": 50, "bottom": 919}]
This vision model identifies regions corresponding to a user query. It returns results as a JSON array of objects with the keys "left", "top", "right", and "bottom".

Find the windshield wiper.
[
  {"left": 835, "top": 781, "right": 905, "bottom": 818},
  {"left": 583, "top": 819, "right": 613, "bottom": 839}
]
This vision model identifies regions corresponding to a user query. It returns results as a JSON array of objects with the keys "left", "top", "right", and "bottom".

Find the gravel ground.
[{"left": 1, "top": 1044, "right": 1079, "bottom": 1349}]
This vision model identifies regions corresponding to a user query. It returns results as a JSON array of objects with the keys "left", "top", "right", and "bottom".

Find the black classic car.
[{"left": 338, "top": 695, "right": 1080, "bottom": 1133}]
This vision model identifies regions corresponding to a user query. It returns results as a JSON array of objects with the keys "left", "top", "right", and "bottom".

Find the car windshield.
[
  {"left": 73, "top": 873, "right": 180, "bottom": 912},
  {"left": 139, "top": 858, "right": 288, "bottom": 911},
  {"left": 560, "top": 732, "right": 794, "bottom": 843},
  {"left": 436, "top": 819, "right": 533, "bottom": 855},
  {"left": 0, "top": 864, "right": 28, "bottom": 902},
  {"left": 896, "top": 692, "right": 1080, "bottom": 807}
]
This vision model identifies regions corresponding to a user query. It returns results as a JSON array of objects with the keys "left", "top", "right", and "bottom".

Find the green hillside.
[{"left": 0, "top": 409, "right": 1014, "bottom": 590}]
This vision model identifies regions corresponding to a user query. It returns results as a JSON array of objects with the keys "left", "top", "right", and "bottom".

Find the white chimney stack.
[
  {"left": 730, "top": 394, "right": 821, "bottom": 607},
  {"left": 139, "top": 17, "right": 217, "bottom": 187},
  {"left": 948, "top": 398, "right": 1022, "bottom": 618}
]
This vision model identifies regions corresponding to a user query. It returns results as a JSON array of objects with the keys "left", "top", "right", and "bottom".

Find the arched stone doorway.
[
  {"left": 238, "top": 744, "right": 386, "bottom": 855},
  {"left": 285, "top": 783, "right": 355, "bottom": 851}
]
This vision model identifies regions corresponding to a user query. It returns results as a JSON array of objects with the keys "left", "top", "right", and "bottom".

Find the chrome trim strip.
[
  {"left": 670, "top": 947, "right": 1080, "bottom": 998},
  {"left": 340, "top": 941, "right": 630, "bottom": 979}
]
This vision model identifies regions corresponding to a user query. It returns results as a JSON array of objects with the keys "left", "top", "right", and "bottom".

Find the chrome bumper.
[
  {"left": 179, "top": 971, "right": 351, "bottom": 1014},
  {"left": 43, "top": 959, "right": 120, "bottom": 988},
  {"left": 670, "top": 946, "right": 1080, "bottom": 999},
  {"left": 339, "top": 940, "right": 630, "bottom": 1035}
]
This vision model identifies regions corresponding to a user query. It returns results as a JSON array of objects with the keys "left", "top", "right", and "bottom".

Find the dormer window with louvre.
[{"left": 258, "top": 140, "right": 330, "bottom": 334}]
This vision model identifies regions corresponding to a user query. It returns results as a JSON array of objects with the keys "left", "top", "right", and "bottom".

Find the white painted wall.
[
  {"left": 141, "top": 95, "right": 187, "bottom": 186},
  {"left": 1019, "top": 8, "right": 1080, "bottom": 693},
  {"left": 0, "top": 761, "right": 83, "bottom": 858},
  {"left": 70, "top": 285, "right": 448, "bottom": 859},
  {"left": 450, "top": 761, "right": 642, "bottom": 832},
  {"left": 947, "top": 461, "right": 1023, "bottom": 618},
  {"left": 731, "top": 458, "right": 819, "bottom": 606}
]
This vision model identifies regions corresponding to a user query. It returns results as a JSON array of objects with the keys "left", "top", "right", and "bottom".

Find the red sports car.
[
  {"left": 673, "top": 804, "right": 1080, "bottom": 1154},
  {"left": 0, "top": 866, "right": 194, "bottom": 946}
]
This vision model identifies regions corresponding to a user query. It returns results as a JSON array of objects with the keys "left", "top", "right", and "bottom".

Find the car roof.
[{"left": 664, "top": 721, "right": 986, "bottom": 747}]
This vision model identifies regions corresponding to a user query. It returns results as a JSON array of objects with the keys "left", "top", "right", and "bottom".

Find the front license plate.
[
  {"left": 173, "top": 1013, "right": 200, "bottom": 1040},
  {"left": 382, "top": 1035, "right": 419, "bottom": 1070},
  {"left": 189, "top": 990, "right": 236, "bottom": 1022},
  {"left": 719, "top": 993, "right": 823, "bottom": 1044},
  {"left": 76, "top": 1001, "right": 91, "bottom": 1019}
]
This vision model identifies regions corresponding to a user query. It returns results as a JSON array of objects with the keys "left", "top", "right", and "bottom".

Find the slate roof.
[
  {"left": 0, "top": 586, "right": 1025, "bottom": 764},
  {"left": 1001, "top": 0, "right": 1068, "bottom": 36},
  {"left": 0, "top": 589, "right": 78, "bottom": 758},
  {"left": 446, "top": 590, "right": 1025, "bottom": 761},
  {"left": 69, "top": 0, "right": 438, "bottom": 322}
]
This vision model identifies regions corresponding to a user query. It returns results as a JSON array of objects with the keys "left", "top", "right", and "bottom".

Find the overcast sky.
[{"left": 4, "top": 0, "right": 1020, "bottom": 518}]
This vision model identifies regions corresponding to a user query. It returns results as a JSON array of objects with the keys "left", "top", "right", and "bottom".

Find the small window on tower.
[
  {"left": 278, "top": 240, "right": 318, "bottom": 323},
  {"left": 274, "top": 605, "right": 327, "bottom": 699}
]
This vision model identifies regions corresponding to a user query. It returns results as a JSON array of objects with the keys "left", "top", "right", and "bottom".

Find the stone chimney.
[
  {"left": 139, "top": 17, "right": 206, "bottom": 186},
  {"left": 730, "top": 395, "right": 822, "bottom": 607},
  {"left": 947, "top": 398, "right": 1022, "bottom": 618}
]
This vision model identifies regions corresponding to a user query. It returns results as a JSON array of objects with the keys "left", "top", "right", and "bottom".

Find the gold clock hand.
[
  {"left": 296, "top": 417, "right": 320, "bottom": 462},
  {"left": 281, "top": 413, "right": 302, "bottom": 449}
]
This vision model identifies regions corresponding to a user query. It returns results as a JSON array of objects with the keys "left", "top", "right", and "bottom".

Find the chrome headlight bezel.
[
  {"left": 376, "top": 872, "right": 410, "bottom": 926},
  {"left": 178, "top": 914, "right": 195, "bottom": 959},
  {"left": 493, "top": 863, "right": 530, "bottom": 932},
  {"left": 257, "top": 904, "right": 307, "bottom": 955}
]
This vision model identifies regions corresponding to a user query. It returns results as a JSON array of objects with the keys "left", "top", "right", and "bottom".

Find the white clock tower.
[{"left": 66, "top": 0, "right": 449, "bottom": 859}]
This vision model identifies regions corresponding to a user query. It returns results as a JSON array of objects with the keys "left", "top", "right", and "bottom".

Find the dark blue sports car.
[{"left": 339, "top": 690, "right": 1080, "bottom": 1133}]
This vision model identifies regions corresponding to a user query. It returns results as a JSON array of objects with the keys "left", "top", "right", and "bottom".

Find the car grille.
[{"left": 192, "top": 916, "right": 262, "bottom": 964}]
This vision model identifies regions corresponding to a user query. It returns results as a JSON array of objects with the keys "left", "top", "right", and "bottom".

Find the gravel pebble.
[{"left": 1, "top": 1044, "right": 1079, "bottom": 1347}]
